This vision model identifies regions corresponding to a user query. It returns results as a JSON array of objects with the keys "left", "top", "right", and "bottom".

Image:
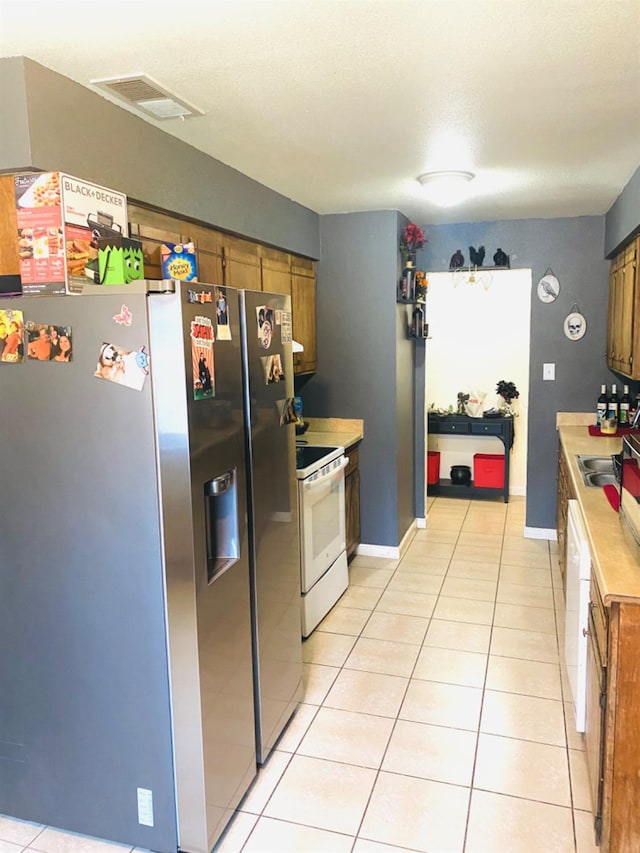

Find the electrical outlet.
[
  {"left": 543, "top": 363, "right": 555, "bottom": 381},
  {"left": 137, "top": 788, "right": 154, "bottom": 827}
]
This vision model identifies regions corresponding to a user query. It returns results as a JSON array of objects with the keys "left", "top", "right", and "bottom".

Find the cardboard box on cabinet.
[{"left": 14, "top": 172, "right": 128, "bottom": 295}]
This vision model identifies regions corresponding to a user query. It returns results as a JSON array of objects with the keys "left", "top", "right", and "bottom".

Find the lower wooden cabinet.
[{"left": 345, "top": 444, "right": 361, "bottom": 561}]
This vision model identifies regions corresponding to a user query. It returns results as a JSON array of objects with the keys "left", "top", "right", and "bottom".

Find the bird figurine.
[
  {"left": 493, "top": 247, "right": 509, "bottom": 267},
  {"left": 449, "top": 249, "right": 464, "bottom": 270},
  {"left": 469, "top": 245, "right": 485, "bottom": 266}
]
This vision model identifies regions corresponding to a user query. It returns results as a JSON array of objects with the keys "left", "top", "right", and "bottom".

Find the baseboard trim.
[
  {"left": 510, "top": 486, "right": 527, "bottom": 496},
  {"left": 416, "top": 517, "right": 427, "bottom": 529},
  {"left": 356, "top": 519, "right": 419, "bottom": 561},
  {"left": 524, "top": 526, "right": 557, "bottom": 541}
]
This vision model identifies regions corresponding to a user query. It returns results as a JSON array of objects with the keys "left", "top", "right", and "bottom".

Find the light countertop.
[
  {"left": 297, "top": 417, "right": 363, "bottom": 451},
  {"left": 559, "top": 425, "right": 640, "bottom": 605}
]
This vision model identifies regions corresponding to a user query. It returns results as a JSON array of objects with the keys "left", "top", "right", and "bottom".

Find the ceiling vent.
[{"left": 90, "top": 73, "right": 204, "bottom": 120}]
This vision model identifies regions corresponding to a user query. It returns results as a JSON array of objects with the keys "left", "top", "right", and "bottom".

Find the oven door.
[{"left": 299, "top": 456, "right": 348, "bottom": 592}]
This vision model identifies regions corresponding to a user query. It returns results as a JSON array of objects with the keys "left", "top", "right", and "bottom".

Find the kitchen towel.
[{"left": 603, "top": 484, "right": 620, "bottom": 512}]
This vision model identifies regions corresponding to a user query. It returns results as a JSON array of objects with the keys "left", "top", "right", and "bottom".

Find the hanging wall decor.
[
  {"left": 563, "top": 304, "right": 587, "bottom": 341},
  {"left": 537, "top": 268, "right": 560, "bottom": 303}
]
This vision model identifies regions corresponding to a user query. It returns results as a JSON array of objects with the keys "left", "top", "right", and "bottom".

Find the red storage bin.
[
  {"left": 473, "top": 453, "right": 504, "bottom": 488},
  {"left": 427, "top": 451, "right": 441, "bottom": 485}
]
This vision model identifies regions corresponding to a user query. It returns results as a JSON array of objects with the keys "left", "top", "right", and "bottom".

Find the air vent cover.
[{"left": 91, "top": 73, "right": 204, "bottom": 120}]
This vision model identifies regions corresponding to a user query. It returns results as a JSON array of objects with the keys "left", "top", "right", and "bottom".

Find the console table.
[{"left": 427, "top": 413, "right": 514, "bottom": 503}]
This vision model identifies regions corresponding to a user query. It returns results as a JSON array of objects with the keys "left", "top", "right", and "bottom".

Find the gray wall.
[
  {"left": 0, "top": 57, "right": 320, "bottom": 259},
  {"left": 419, "top": 217, "right": 615, "bottom": 531},
  {"left": 605, "top": 165, "right": 640, "bottom": 257},
  {"left": 299, "top": 211, "right": 418, "bottom": 548}
]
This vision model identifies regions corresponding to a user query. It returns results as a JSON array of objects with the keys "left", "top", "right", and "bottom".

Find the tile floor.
[{"left": 0, "top": 496, "right": 600, "bottom": 853}]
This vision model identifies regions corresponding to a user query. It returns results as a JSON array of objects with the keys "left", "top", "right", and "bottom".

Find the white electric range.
[{"left": 295, "top": 443, "right": 349, "bottom": 637}]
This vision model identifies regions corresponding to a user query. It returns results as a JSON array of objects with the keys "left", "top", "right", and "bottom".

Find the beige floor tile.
[
  {"left": 423, "top": 619, "right": 492, "bottom": 654},
  {"left": 396, "top": 556, "right": 449, "bottom": 575},
  {"left": 348, "top": 565, "right": 393, "bottom": 589},
  {"left": 338, "top": 585, "right": 383, "bottom": 611},
  {"left": 0, "top": 817, "right": 44, "bottom": 847},
  {"left": 298, "top": 707, "right": 394, "bottom": 769},
  {"left": 490, "top": 625, "right": 560, "bottom": 663},
  {"left": 474, "top": 733, "right": 571, "bottom": 806},
  {"left": 345, "top": 637, "right": 420, "bottom": 677},
  {"left": 382, "top": 719, "right": 477, "bottom": 786},
  {"left": 413, "top": 646, "right": 487, "bottom": 688},
  {"left": 0, "top": 842, "right": 24, "bottom": 853},
  {"left": 359, "top": 771, "right": 469, "bottom": 853},
  {"left": 432, "top": 595, "right": 495, "bottom": 626},
  {"left": 480, "top": 690, "right": 566, "bottom": 746},
  {"left": 501, "top": 547, "right": 551, "bottom": 569},
  {"left": 316, "top": 605, "right": 371, "bottom": 636},
  {"left": 302, "top": 631, "right": 356, "bottom": 667},
  {"left": 275, "top": 703, "right": 319, "bottom": 752},
  {"left": 353, "top": 840, "right": 418, "bottom": 853},
  {"left": 453, "top": 544, "right": 502, "bottom": 563},
  {"left": 493, "top": 601, "right": 557, "bottom": 634},
  {"left": 456, "top": 531, "right": 503, "bottom": 548},
  {"left": 447, "top": 559, "right": 499, "bottom": 582},
  {"left": 400, "top": 679, "right": 483, "bottom": 731},
  {"left": 324, "top": 668, "right": 408, "bottom": 718},
  {"left": 497, "top": 581, "right": 555, "bottom": 608},
  {"left": 499, "top": 562, "right": 552, "bottom": 587},
  {"left": 439, "top": 576, "right": 498, "bottom": 602},
  {"left": 215, "top": 810, "right": 258, "bottom": 850},
  {"left": 502, "top": 534, "right": 551, "bottom": 553},
  {"left": 485, "top": 655, "right": 562, "bottom": 700},
  {"left": 387, "top": 572, "right": 443, "bottom": 595},
  {"left": 375, "top": 589, "right": 437, "bottom": 619},
  {"left": 350, "top": 556, "right": 399, "bottom": 572},
  {"left": 362, "top": 611, "right": 429, "bottom": 645},
  {"left": 263, "top": 754, "right": 376, "bottom": 836},
  {"left": 461, "top": 519, "right": 505, "bottom": 535},
  {"left": 239, "top": 749, "right": 292, "bottom": 813},
  {"left": 28, "top": 827, "right": 131, "bottom": 853},
  {"left": 574, "top": 808, "right": 600, "bottom": 853},
  {"left": 413, "top": 528, "right": 459, "bottom": 544},
  {"left": 465, "top": 789, "right": 575, "bottom": 853},
  {"left": 569, "top": 748, "right": 593, "bottom": 812},
  {"left": 404, "top": 540, "right": 455, "bottom": 561},
  {"left": 302, "top": 662, "right": 340, "bottom": 704},
  {"left": 243, "top": 816, "right": 353, "bottom": 852}
]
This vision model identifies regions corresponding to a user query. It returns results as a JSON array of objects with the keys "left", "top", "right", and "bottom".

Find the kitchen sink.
[{"left": 576, "top": 455, "right": 619, "bottom": 488}]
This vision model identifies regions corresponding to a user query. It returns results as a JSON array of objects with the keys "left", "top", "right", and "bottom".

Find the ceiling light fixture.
[{"left": 417, "top": 170, "right": 475, "bottom": 207}]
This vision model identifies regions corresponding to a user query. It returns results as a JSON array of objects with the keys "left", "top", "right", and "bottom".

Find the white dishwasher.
[{"left": 564, "top": 499, "right": 591, "bottom": 732}]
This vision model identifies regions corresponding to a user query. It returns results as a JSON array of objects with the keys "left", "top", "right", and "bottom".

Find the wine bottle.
[
  {"left": 607, "top": 384, "right": 619, "bottom": 424},
  {"left": 619, "top": 384, "right": 632, "bottom": 425},
  {"left": 411, "top": 303, "right": 425, "bottom": 338},
  {"left": 596, "top": 384, "right": 609, "bottom": 427}
]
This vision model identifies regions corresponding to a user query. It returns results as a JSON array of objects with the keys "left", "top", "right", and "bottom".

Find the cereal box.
[
  {"left": 161, "top": 241, "right": 198, "bottom": 282},
  {"left": 14, "top": 172, "right": 128, "bottom": 295}
]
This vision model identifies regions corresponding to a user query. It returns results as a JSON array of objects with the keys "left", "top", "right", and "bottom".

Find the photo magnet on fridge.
[
  {"left": 93, "top": 342, "right": 149, "bottom": 391},
  {"left": 280, "top": 310, "right": 292, "bottom": 344},
  {"left": 260, "top": 353, "right": 285, "bottom": 385},
  {"left": 256, "top": 305, "right": 275, "bottom": 349},
  {"left": 0, "top": 308, "right": 25, "bottom": 363},
  {"left": 26, "top": 321, "right": 73, "bottom": 362},
  {"left": 191, "top": 315, "right": 214, "bottom": 401},
  {"left": 215, "top": 287, "right": 231, "bottom": 341}
]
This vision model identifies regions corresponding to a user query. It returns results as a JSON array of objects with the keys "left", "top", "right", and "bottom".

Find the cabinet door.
[
  {"left": 189, "top": 223, "right": 224, "bottom": 285},
  {"left": 292, "top": 273, "right": 316, "bottom": 374},
  {"left": 262, "top": 248, "right": 291, "bottom": 295},
  {"left": 223, "top": 236, "right": 261, "bottom": 290},
  {"left": 619, "top": 241, "right": 638, "bottom": 377}
]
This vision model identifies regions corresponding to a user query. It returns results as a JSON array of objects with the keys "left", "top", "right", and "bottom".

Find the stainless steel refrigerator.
[
  {"left": 0, "top": 280, "right": 300, "bottom": 853},
  {"left": 239, "top": 289, "right": 303, "bottom": 765}
]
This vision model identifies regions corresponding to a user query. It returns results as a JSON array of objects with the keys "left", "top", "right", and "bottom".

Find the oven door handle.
[{"left": 302, "top": 455, "right": 348, "bottom": 492}]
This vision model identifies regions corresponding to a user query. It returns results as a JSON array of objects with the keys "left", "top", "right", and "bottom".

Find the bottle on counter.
[
  {"left": 596, "top": 384, "right": 609, "bottom": 427},
  {"left": 607, "top": 384, "right": 620, "bottom": 425},
  {"left": 619, "top": 384, "right": 632, "bottom": 426}
]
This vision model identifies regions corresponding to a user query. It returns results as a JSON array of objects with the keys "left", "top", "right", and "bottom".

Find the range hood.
[{"left": 292, "top": 340, "right": 304, "bottom": 353}]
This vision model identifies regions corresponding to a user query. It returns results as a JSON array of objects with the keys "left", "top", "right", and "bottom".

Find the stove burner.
[{"left": 295, "top": 445, "right": 340, "bottom": 470}]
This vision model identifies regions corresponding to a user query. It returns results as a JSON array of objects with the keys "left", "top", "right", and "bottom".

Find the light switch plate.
[{"left": 543, "top": 363, "right": 555, "bottom": 381}]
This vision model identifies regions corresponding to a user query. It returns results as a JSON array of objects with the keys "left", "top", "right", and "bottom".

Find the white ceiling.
[{"left": 1, "top": 0, "right": 639, "bottom": 225}]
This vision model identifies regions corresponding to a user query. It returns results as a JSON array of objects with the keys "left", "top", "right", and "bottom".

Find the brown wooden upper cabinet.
[
  {"left": 607, "top": 237, "right": 638, "bottom": 378},
  {"left": 261, "top": 247, "right": 291, "bottom": 295},
  {"left": 127, "top": 202, "right": 317, "bottom": 375}
]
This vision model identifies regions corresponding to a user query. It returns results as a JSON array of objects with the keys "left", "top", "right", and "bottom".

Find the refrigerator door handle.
[{"left": 204, "top": 469, "right": 240, "bottom": 583}]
